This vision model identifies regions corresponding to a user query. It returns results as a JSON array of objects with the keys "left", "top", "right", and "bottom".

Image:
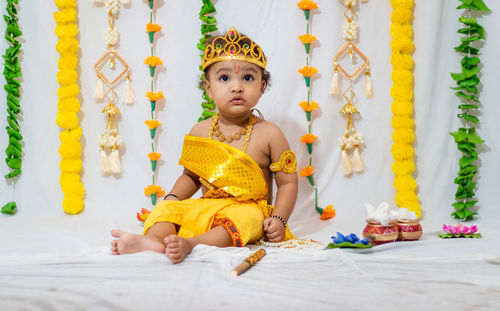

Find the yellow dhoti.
[{"left": 144, "top": 135, "right": 292, "bottom": 247}]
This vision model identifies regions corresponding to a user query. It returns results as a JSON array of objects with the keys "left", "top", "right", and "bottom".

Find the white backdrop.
[{"left": 1, "top": 0, "right": 499, "bottom": 238}]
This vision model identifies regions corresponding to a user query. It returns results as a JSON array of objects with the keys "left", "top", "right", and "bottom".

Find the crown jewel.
[{"left": 201, "top": 27, "right": 267, "bottom": 71}]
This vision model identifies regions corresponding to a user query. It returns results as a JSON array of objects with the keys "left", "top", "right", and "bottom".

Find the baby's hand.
[{"left": 263, "top": 217, "right": 286, "bottom": 242}]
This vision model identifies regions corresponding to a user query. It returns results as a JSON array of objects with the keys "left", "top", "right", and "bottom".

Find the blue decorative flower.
[{"left": 331, "top": 232, "right": 370, "bottom": 245}]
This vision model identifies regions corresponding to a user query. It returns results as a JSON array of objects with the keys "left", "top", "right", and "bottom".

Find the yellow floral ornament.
[
  {"left": 269, "top": 150, "right": 297, "bottom": 174},
  {"left": 54, "top": 0, "right": 84, "bottom": 214},
  {"left": 390, "top": 0, "right": 421, "bottom": 217}
]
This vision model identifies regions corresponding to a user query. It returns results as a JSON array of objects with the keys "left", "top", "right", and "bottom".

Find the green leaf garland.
[
  {"left": 2, "top": 0, "right": 22, "bottom": 214},
  {"left": 198, "top": 0, "right": 217, "bottom": 122},
  {"left": 449, "top": 0, "right": 490, "bottom": 221}
]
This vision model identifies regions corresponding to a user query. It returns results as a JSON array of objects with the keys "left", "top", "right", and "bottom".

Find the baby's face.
[{"left": 205, "top": 60, "right": 265, "bottom": 117}]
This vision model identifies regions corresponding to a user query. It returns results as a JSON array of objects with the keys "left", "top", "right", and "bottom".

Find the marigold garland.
[
  {"left": 297, "top": 1, "right": 333, "bottom": 220},
  {"left": 197, "top": 0, "right": 218, "bottom": 121},
  {"left": 390, "top": 0, "right": 420, "bottom": 217},
  {"left": 2, "top": 0, "right": 22, "bottom": 215},
  {"left": 54, "top": 0, "right": 84, "bottom": 214},
  {"left": 449, "top": 0, "right": 490, "bottom": 221},
  {"left": 141, "top": 0, "right": 165, "bottom": 221}
]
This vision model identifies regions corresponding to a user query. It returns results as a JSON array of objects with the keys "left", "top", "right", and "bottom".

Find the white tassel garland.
[
  {"left": 94, "top": 78, "right": 104, "bottom": 100},
  {"left": 364, "top": 73, "right": 373, "bottom": 98},
  {"left": 352, "top": 147, "right": 365, "bottom": 172},
  {"left": 341, "top": 149, "right": 353, "bottom": 176},
  {"left": 100, "top": 149, "right": 110, "bottom": 173},
  {"left": 329, "top": 70, "right": 340, "bottom": 95},
  {"left": 108, "top": 148, "right": 122, "bottom": 174},
  {"left": 123, "top": 78, "right": 134, "bottom": 105}
]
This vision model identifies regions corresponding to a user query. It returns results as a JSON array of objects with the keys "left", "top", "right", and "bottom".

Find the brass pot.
[
  {"left": 396, "top": 219, "right": 422, "bottom": 241},
  {"left": 362, "top": 220, "right": 398, "bottom": 245}
]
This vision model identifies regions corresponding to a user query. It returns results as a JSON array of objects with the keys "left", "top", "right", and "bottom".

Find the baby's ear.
[{"left": 203, "top": 79, "right": 213, "bottom": 98}]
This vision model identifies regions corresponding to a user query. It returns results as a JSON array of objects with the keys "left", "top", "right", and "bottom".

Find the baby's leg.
[
  {"left": 110, "top": 222, "right": 176, "bottom": 255},
  {"left": 164, "top": 225, "right": 232, "bottom": 264}
]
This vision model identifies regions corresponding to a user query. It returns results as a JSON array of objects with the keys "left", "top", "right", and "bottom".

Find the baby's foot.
[
  {"left": 110, "top": 229, "right": 165, "bottom": 255},
  {"left": 164, "top": 235, "right": 194, "bottom": 264}
]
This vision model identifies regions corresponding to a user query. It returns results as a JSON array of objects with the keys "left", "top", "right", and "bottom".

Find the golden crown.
[{"left": 201, "top": 27, "right": 267, "bottom": 71}]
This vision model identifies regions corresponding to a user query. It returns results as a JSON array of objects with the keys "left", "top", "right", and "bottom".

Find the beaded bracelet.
[
  {"left": 270, "top": 215, "right": 287, "bottom": 230},
  {"left": 164, "top": 193, "right": 179, "bottom": 200}
]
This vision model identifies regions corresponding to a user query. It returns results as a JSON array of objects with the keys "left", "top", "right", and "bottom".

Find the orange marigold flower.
[
  {"left": 144, "top": 185, "right": 165, "bottom": 196},
  {"left": 145, "top": 119, "right": 162, "bottom": 129},
  {"left": 136, "top": 208, "right": 151, "bottom": 222},
  {"left": 298, "top": 34, "right": 317, "bottom": 44},
  {"left": 297, "top": 0, "right": 318, "bottom": 10},
  {"left": 300, "top": 133, "right": 318, "bottom": 144},
  {"left": 146, "top": 23, "right": 162, "bottom": 32},
  {"left": 320, "top": 205, "right": 336, "bottom": 220},
  {"left": 146, "top": 91, "right": 165, "bottom": 101},
  {"left": 298, "top": 66, "right": 318, "bottom": 77},
  {"left": 148, "top": 152, "right": 162, "bottom": 161},
  {"left": 299, "top": 166, "right": 314, "bottom": 177},
  {"left": 144, "top": 56, "right": 163, "bottom": 67},
  {"left": 299, "top": 101, "right": 319, "bottom": 112}
]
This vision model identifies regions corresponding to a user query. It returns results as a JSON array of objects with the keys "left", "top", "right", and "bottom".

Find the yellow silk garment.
[{"left": 144, "top": 135, "right": 293, "bottom": 246}]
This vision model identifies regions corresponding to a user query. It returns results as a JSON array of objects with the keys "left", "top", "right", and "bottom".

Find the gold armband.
[{"left": 269, "top": 150, "right": 297, "bottom": 174}]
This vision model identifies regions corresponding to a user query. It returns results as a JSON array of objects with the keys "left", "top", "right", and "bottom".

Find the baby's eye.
[
  {"left": 219, "top": 75, "right": 229, "bottom": 82},
  {"left": 243, "top": 74, "right": 254, "bottom": 82}
]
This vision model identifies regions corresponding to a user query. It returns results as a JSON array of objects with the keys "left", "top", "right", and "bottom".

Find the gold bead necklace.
[{"left": 208, "top": 113, "right": 256, "bottom": 152}]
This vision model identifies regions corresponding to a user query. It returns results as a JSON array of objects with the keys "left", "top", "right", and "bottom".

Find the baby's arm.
[
  {"left": 263, "top": 126, "right": 298, "bottom": 242},
  {"left": 165, "top": 168, "right": 201, "bottom": 201}
]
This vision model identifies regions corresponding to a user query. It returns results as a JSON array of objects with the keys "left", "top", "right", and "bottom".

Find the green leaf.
[
  {"left": 461, "top": 56, "right": 480, "bottom": 68},
  {"left": 6, "top": 126, "right": 22, "bottom": 140},
  {"left": 458, "top": 104, "right": 479, "bottom": 109},
  {"left": 471, "top": 0, "right": 490, "bottom": 11},
  {"left": 459, "top": 156, "right": 476, "bottom": 167},
  {"left": 4, "top": 168, "right": 21, "bottom": 179},
  {"left": 461, "top": 113, "right": 479, "bottom": 124},
  {"left": 1, "top": 201, "right": 17, "bottom": 215},
  {"left": 458, "top": 75, "right": 479, "bottom": 87},
  {"left": 465, "top": 200, "right": 478, "bottom": 208},
  {"left": 6, "top": 158, "right": 21, "bottom": 169},
  {"left": 451, "top": 67, "right": 480, "bottom": 81},
  {"left": 454, "top": 42, "right": 479, "bottom": 55},
  {"left": 461, "top": 35, "right": 480, "bottom": 43},
  {"left": 201, "top": 24, "right": 217, "bottom": 34},
  {"left": 452, "top": 201, "right": 466, "bottom": 209},
  {"left": 450, "top": 128, "right": 467, "bottom": 142},
  {"left": 455, "top": 184, "right": 465, "bottom": 198},
  {"left": 459, "top": 17, "right": 479, "bottom": 26},
  {"left": 5, "top": 145, "right": 21, "bottom": 158},
  {"left": 467, "top": 130, "right": 484, "bottom": 144}
]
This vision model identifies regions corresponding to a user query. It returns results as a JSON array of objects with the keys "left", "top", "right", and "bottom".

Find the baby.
[{"left": 111, "top": 28, "right": 298, "bottom": 263}]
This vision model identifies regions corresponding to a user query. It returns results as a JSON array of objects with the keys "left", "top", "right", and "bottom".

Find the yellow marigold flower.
[
  {"left": 391, "top": 37, "right": 415, "bottom": 54},
  {"left": 300, "top": 133, "right": 318, "bottom": 144},
  {"left": 56, "top": 111, "right": 79, "bottom": 129},
  {"left": 59, "top": 127, "right": 82, "bottom": 143},
  {"left": 54, "top": 8, "right": 77, "bottom": 24},
  {"left": 146, "top": 23, "right": 162, "bottom": 32},
  {"left": 58, "top": 55, "right": 78, "bottom": 70},
  {"left": 144, "top": 185, "right": 160, "bottom": 195},
  {"left": 392, "top": 160, "right": 415, "bottom": 175},
  {"left": 62, "top": 196, "right": 84, "bottom": 215},
  {"left": 320, "top": 205, "right": 336, "bottom": 220},
  {"left": 145, "top": 119, "right": 162, "bottom": 129},
  {"left": 146, "top": 91, "right": 165, "bottom": 101},
  {"left": 392, "top": 128, "right": 415, "bottom": 144},
  {"left": 299, "top": 166, "right": 314, "bottom": 177},
  {"left": 298, "top": 66, "right": 318, "bottom": 78},
  {"left": 391, "top": 115, "right": 414, "bottom": 129},
  {"left": 299, "top": 101, "right": 319, "bottom": 112},
  {"left": 55, "top": 0, "right": 77, "bottom": 9},
  {"left": 391, "top": 0, "right": 414, "bottom": 10},
  {"left": 148, "top": 152, "right": 162, "bottom": 161},
  {"left": 144, "top": 56, "right": 163, "bottom": 67},
  {"left": 391, "top": 100, "right": 413, "bottom": 115},
  {"left": 395, "top": 190, "right": 419, "bottom": 207},
  {"left": 391, "top": 8, "right": 412, "bottom": 24},
  {"left": 297, "top": 0, "right": 318, "bottom": 10},
  {"left": 394, "top": 175, "right": 417, "bottom": 192},
  {"left": 60, "top": 158, "right": 82, "bottom": 174},
  {"left": 391, "top": 54, "right": 413, "bottom": 70},
  {"left": 298, "top": 34, "right": 317, "bottom": 44},
  {"left": 391, "top": 144, "right": 414, "bottom": 161}
]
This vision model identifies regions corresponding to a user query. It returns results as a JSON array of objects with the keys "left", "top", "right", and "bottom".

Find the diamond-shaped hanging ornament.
[
  {"left": 333, "top": 42, "right": 369, "bottom": 80},
  {"left": 94, "top": 49, "right": 130, "bottom": 86},
  {"left": 344, "top": 6, "right": 357, "bottom": 22}
]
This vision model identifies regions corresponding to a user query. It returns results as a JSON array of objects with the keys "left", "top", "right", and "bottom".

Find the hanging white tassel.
[
  {"left": 108, "top": 148, "right": 122, "bottom": 174},
  {"left": 352, "top": 146, "right": 365, "bottom": 172},
  {"left": 329, "top": 69, "right": 340, "bottom": 95},
  {"left": 123, "top": 78, "right": 134, "bottom": 105},
  {"left": 365, "top": 73, "right": 373, "bottom": 98},
  {"left": 94, "top": 78, "right": 104, "bottom": 100},
  {"left": 341, "top": 149, "right": 353, "bottom": 176},
  {"left": 100, "top": 149, "right": 111, "bottom": 173}
]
